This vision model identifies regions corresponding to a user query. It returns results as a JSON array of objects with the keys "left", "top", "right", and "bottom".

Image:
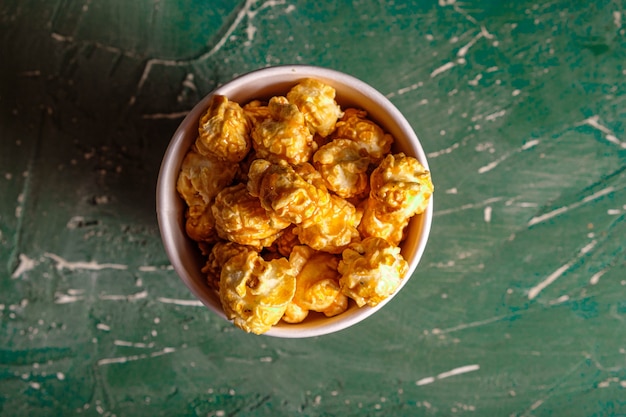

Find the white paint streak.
[
  {"left": 530, "top": 400, "right": 544, "bottom": 411},
  {"left": 484, "top": 109, "right": 506, "bottom": 121},
  {"left": 528, "top": 187, "right": 615, "bottom": 226},
  {"left": 521, "top": 139, "right": 540, "bottom": 150},
  {"left": 437, "top": 364, "right": 481, "bottom": 379},
  {"left": 157, "top": 297, "right": 204, "bottom": 307},
  {"left": 456, "top": 28, "right": 489, "bottom": 58},
  {"left": 11, "top": 254, "right": 37, "bottom": 278},
  {"left": 416, "top": 364, "right": 480, "bottom": 386},
  {"left": 45, "top": 253, "right": 128, "bottom": 271},
  {"left": 583, "top": 116, "right": 626, "bottom": 148},
  {"left": 484, "top": 206, "right": 492, "bottom": 223},
  {"left": 114, "top": 340, "right": 155, "bottom": 348},
  {"left": 416, "top": 376, "right": 436, "bottom": 386},
  {"left": 130, "top": 0, "right": 290, "bottom": 105},
  {"left": 435, "top": 197, "right": 503, "bottom": 216},
  {"left": 54, "top": 293, "right": 84, "bottom": 304},
  {"left": 99, "top": 290, "right": 148, "bottom": 301},
  {"left": 96, "top": 347, "right": 176, "bottom": 366},
  {"left": 468, "top": 73, "right": 482, "bottom": 86},
  {"left": 478, "top": 139, "right": 539, "bottom": 174},
  {"left": 138, "top": 266, "right": 158, "bottom": 272},
  {"left": 528, "top": 240, "right": 597, "bottom": 300},
  {"left": 427, "top": 142, "right": 460, "bottom": 158},
  {"left": 181, "top": 73, "right": 197, "bottom": 91},
  {"left": 589, "top": 269, "right": 607, "bottom": 285},
  {"left": 51, "top": 32, "right": 73, "bottom": 42},
  {"left": 548, "top": 294, "right": 570, "bottom": 305},
  {"left": 430, "top": 61, "right": 455, "bottom": 78}
]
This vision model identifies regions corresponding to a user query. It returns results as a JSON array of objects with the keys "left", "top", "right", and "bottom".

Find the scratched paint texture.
[{"left": 1, "top": 0, "right": 626, "bottom": 415}]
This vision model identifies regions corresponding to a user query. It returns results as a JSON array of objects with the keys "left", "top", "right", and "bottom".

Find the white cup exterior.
[{"left": 156, "top": 65, "right": 433, "bottom": 338}]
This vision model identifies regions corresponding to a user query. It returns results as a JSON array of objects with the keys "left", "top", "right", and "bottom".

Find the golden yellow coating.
[
  {"left": 338, "top": 237, "right": 408, "bottom": 307},
  {"left": 251, "top": 96, "right": 316, "bottom": 165},
  {"left": 294, "top": 162, "right": 328, "bottom": 190},
  {"left": 272, "top": 225, "right": 300, "bottom": 258},
  {"left": 286, "top": 78, "right": 343, "bottom": 138},
  {"left": 211, "top": 184, "right": 290, "bottom": 249},
  {"left": 282, "top": 246, "right": 348, "bottom": 323},
  {"left": 219, "top": 251, "right": 296, "bottom": 334},
  {"left": 313, "top": 138, "right": 371, "bottom": 199},
  {"left": 202, "top": 241, "right": 254, "bottom": 290},
  {"left": 176, "top": 148, "right": 238, "bottom": 207},
  {"left": 196, "top": 95, "right": 251, "bottom": 162},
  {"left": 184, "top": 205, "right": 218, "bottom": 243},
  {"left": 242, "top": 99, "right": 270, "bottom": 125},
  {"left": 358, "top": 153, "right": 432, "bottom": 245},
  {"left": 296, "top": 194, "right": 360, "bottom": 254},
  {"left": 357, "top": 199, "right": 408, "bottom": 246},
  {"left": 247, "top": 159, "right": 330, "bottom": 225},
  {"left": 369, "top": 153, "right": 434, "bottom": 216},
  {"left": 333, "top": 108, "right": 393, "bottom": 162}
]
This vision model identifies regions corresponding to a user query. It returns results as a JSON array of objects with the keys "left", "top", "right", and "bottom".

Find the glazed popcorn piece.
[
  {"left": 359, "top": 153, "right": 433, "bottom": 245},
  {"left": 286, "top": 78, "right": 343, "bottom": 137},
  {"left": 196, "top": 95, "right": 251, "bottom": 162},
  {"left": 338, "top": 237, "right": 408, "bottom": 307},
  {"left": 219, "top": 250, "right": 296, "bottom": 334},
  {"left": 333, "top": 108, "right": 393, "bottom": 162},
  {"left": 251, "top": 96, "right": 316, "bottom": 165},
  {"left": 176, "top": 148, "right": 238, "bottom": 207},
  {"left": 283, "top": 246, "right": 348, "bottom": 323},
  {"left": 272, "top": 225, "right": 300, "bottom": 258},
  {"left": 242, "top": 99, "right": 270, "bottom": 125},
  {"left": 295, "top": 194, "right": 360, "bottom": 254},
  {"left": 357, "top": 199, "right": 405, "bottom": 246},
  {"left": 211, "top": 183, "right": 290, "bottom": 249},
  {"left": 184, "top": 205, "right": 217, "bottom": 243},
  {"left": 247, "top": 159, "right": 330, "bottom": 225},
  {"left": 202, "top": 241, "right": 255, "bottom": 290},
  {"left": 369, "top": 153, "right": 434, "bottom": 215},
  {"left": 313, "top": 138, "right": 371, "bottom": 199}
]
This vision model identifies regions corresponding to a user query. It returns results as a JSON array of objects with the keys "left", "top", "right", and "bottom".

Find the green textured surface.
[{"left": 1, "top": 0, "right": 626, "bottom": 415}]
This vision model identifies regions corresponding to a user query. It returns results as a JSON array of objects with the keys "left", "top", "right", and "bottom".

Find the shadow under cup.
[{"left": 156, "top": 65, "right": 433, "bottom": 338}]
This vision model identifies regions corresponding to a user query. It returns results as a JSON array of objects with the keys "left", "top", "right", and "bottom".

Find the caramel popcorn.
[
  {"left": 359, "top": 153, "right": 434, "bottom": 245},
  {"left": 338, "top": 237, "right": 408, "bottom": 307},
  {"left": 202, "top": 241, "right": 255, "bottom": 290},
  {"left": 251, "top": 96, "right": 316, "bottom": 165},
  {"left": 196, "top": 95, "right": 250, "bottom": 162},
  {"left": 177, "top": 148, "right": 238, "bottom": 207},
  {"left": 286, "top": 78, "right": 343, "bottom": 137},
  {"left": 313, "top": 138, "right": 371, "bottom": 199},
  {"left": 211, "top": 183, "right": 290, "bottom": 249},
  {"left": 176, "top": 78, "right": 433, "bottom": 334},
  {"left": 295, "top": 194, "right": 360, "bottom": 254},
  {"left": 283, "top": 246, "right": 348, "bottom": 323},
  {"left": 247, "top": 159, "right": 329, "bottom": 225},
  {"left": 333, "top": 108, "right": 393, "bottom": 162},
  {"left": 219, "top": 250, "right": 296, "bottom": 334}
]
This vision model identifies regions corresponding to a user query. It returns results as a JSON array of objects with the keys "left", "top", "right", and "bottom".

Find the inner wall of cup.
[{"left": 162, "top": 66, "right": 432, "bottom": 336}]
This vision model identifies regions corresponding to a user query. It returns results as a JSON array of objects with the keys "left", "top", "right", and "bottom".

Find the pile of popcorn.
[{"left": 176, "top": 78, "right": 433, "bottom": 334}]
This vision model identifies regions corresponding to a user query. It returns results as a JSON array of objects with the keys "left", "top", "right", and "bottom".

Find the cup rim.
[{"left": 156, "top": 65, "right": 433, "bottom": 338}]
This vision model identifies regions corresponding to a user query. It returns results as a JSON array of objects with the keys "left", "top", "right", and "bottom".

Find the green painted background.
[{"left": 1, "top": 0, "right": 625, "bottom": 415}]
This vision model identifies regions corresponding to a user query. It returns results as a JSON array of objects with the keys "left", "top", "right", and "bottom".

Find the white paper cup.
[{"left": 156, "top": 65, "right": 433, "bottom": 338}]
